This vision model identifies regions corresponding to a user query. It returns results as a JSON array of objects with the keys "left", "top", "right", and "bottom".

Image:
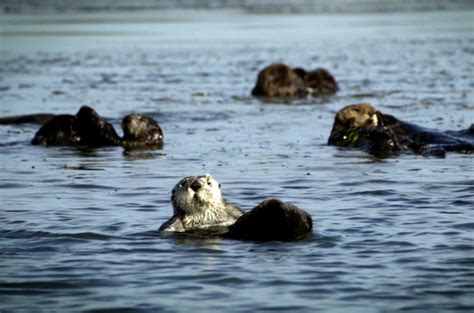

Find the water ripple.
[
  {"left": 1, "top": 8, "right": 473, "bottom": 313},
  {"left": 0, "top": 229, "right": 114, "bottom": 241}
]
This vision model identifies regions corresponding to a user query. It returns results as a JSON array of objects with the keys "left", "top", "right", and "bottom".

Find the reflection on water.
[{"left": 0, "top": 5, "right": 473, "bottom": 313}]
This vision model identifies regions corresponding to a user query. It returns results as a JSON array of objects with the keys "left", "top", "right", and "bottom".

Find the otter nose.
[{"left": 190, "top": 180, "right": 201, "bottom": 192}]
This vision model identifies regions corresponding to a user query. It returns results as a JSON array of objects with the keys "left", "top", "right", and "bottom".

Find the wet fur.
[
  {"left": 227, "top": 198, "right": 313, "bottom": 241},
  {"left": 328, "top": 103, "right": 474, "bottom": 156},
  {"left": 159, "top": 174, "right": 243, "bottom": 232},
  {"left": 27, "top": 106, "right": 163, "bottom": 149},
  {"left": 252, "top": 63, "right": 338, "bottom": 98},
  {"left": 121, "top": 114, "right": 163, "bottom": 149},
  {"left": 160, "top": 175, "right": 313, "bottom": 241}
]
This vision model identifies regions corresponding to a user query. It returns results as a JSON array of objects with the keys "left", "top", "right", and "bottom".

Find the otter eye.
[
  {"left": 218, "top": 184, "right": 221, "bottom": 189},
  {"left": 207, "top": 181, "right": 212, "bottom": 186}
]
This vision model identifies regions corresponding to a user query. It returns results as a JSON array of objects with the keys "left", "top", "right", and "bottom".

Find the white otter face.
[
  {"left": 171, "top": 174, "right": 223, "bottom": 215},
  {"left": 336, "top": 103, "right": 379, "bottom": 128}
]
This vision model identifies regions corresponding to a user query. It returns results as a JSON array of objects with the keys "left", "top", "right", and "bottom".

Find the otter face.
[
  {"left": 122, "top": 115, "right": 162, "bottom": 140},
  {"left": 171, "top": 174, "right": 223, "bottom": 215},
  {"left": 336, "top": 103, "right": 379, "bottom": 129},
  {"left": 121, "top": 114, "right": 163, "bottom": 148},
  {"left": 251, "top": 63, "right": 307, "bottom": 98}
]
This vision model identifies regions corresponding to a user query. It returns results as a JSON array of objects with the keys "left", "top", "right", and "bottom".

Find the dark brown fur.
[
  {"left": 252, "top": 63, "right": 338, "bottom": 98},
  {"left": 227, "top": 198, "right": 313, "bottom": 242},
  {"left": 160, "top": 176, "right": 313, "bottom": 242},
  {"left": 294, "top": 67, "right": 339, "bottom": 95},
  {"left": 121, "top": 114, "right": 163, "bottom": 149},
  {"left": 29, "top": 106, "right": 163, "bottom": 149},
  {"left": 328, "top": 103, "right": 474, "bottom": 157},
  {"left": 252, "top": 63, "right": 307, "bottom": 98}
]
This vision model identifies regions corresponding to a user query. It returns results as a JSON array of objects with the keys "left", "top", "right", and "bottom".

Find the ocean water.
[{"left": 0, "top": 5, "right": 473, "bottom": 313}]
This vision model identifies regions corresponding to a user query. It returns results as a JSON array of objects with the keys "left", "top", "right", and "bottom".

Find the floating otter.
[
  {"left": 251, "top": 63, "right": 338, "bottom": 98},
  {"left": 1, "top": 106, "right": 163, "bottom": 149},
  {"left": 328, "top": 103, "right": 474, "bottom": 157},
  {"left": 159, "top": 174, "right": 313, "bottom": 241},
  {"left": 226, "top": 198, "right": 313, "bottom": 242},
  {"left": 159, "top": 174, "right": 243, "bottom": 232},
  {"left": 120, "top": 114, "right": 164, "bottom": 149},
  {"left": 22, "top": 106, "right": 163, "bottom": 149},
  {"left": 31, "top": 106, "right": 118, "bottom": 147}
]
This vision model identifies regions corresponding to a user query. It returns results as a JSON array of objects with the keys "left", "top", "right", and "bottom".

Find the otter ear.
[{"left": 218, "top": 184, "right": 221, "bottom": 189}]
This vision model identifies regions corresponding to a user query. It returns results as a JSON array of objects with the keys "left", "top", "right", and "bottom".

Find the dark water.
[{"left": 1, "top": 6, "right": 474, "bottom": 313}]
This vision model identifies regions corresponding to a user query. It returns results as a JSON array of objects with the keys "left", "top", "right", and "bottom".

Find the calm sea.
[{"left": 0, "top": 3, "right": 473, "bottom": 312}]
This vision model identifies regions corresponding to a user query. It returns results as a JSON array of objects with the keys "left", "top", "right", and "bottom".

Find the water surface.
[{"left": 0, "top": 6, "right": 473, "bottom": 313}]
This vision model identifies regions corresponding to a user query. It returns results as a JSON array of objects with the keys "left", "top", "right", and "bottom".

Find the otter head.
[
  {"left": 76, "top": 105, "right": 102, "bottom": 125},
  {"left": 328, "top": 103, "right": 382, "bottom": 147},
  {"left": 74, "top": 105, "right": 121, "bottom": 146},
  {"left": 335, "top": 103, "right": 380, "bottom": 129},
  {"left": 303, "top": 68, "right": 339, "bottom": 95},
  {"left": 171, "top": 174, "right": 223, "bottom": 216},
  {"left": 251, "top": 63, "right": 307, "bottom": 98},
  {"left": 121, "top": 114, "right": 163, "bottom": 149}
]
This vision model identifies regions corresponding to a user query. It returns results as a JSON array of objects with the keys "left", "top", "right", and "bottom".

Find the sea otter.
[
  {"left": 31, "top": 106, "right": 120, "bottom": 147},
  {"left": 4, "top": 105, "right": 164, "bottom": 149},
  {"left": 251, "top": 63, "right": 338, "bottom": 98},
  {"left": 159, "top": 174, "right": 243, "bottom": 232},
  {"left": 226, "top": 198, "right": 313, "bottom": 242},
  {"left": 328, "top": 103, "right": 474, "bottom": 157},
  {"left": 159, "top": 174, "right": 313, "bottom": 241},
  {"left": 120, "top": 114, "right": 164, "bottom": 149}
]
